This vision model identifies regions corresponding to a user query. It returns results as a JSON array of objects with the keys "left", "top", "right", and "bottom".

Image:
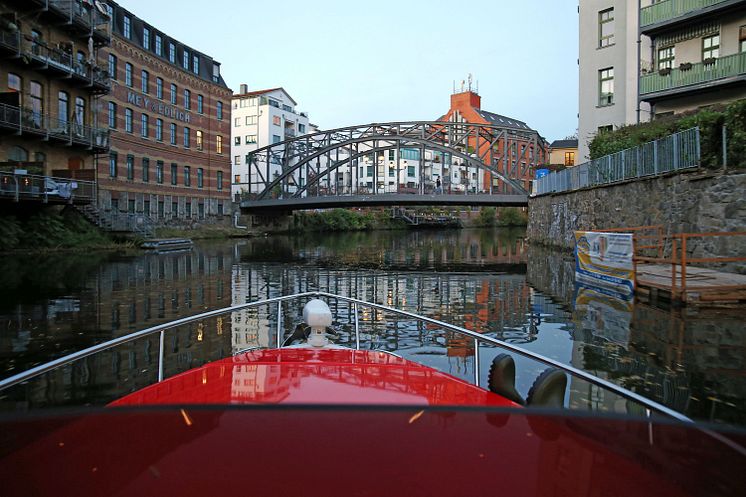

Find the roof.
[
  {"left": 549, "top": 139, "right": 578, "bottom": 149},
  {"left": 233, "top": 87, "right": 298, "bottom": 106},
  {"left": 476, "top": 110, "right": 531, "bottom": 130}
]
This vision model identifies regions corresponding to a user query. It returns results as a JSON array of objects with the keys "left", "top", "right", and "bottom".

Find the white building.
[
  {"left": 578, "top": 0, "right": 651, "bottom": 162},
  {"left": 231, "top": 85, "right": 310, "bottom": 198}
]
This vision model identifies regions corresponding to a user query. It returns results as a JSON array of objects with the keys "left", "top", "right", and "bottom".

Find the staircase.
[{"left": 72, "top": 204, "right": 156, "bottom": 238}]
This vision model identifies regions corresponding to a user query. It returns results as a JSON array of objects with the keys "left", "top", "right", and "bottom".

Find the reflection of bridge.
[{"left": 238, "top": 121, "right": 544, "bottom": 212}]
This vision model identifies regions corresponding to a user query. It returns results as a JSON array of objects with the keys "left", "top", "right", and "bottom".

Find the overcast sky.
[{"left": 117, "top": 0, "right": 579, "bottom": 142}]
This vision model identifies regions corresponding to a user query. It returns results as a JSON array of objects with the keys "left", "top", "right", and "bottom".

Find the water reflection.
[{"left": 0, "top": 230, "right": 743, "bottom": 426}]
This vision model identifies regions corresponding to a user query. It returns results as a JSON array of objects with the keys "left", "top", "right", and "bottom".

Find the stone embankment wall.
[{"left": 527, "top": 170, "right": 746, "bottom": 253}]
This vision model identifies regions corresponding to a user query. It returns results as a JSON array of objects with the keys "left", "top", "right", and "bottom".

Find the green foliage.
[
  {"left": 296, "top": 209, "right": 377, "bottom": 232},
  {"left": 0, "top": 208, "right": 117, "bottom": 252},
  {"left": 497, "top": 207, "right": 528, "bottom": 227},
  {"left": 477, "top": 207, "right": 496, "bottom": 227},
  {"left": 587, "top": 99, "right": 746, "bottom": 169}
]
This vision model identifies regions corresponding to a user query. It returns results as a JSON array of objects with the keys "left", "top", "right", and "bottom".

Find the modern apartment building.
[
  {"left": 231, "top": 85, "right": 309, "bottom": 199},
  {"left": 100, "top": 1, "right": 232, "bottom": 226},
  {"left": 578, "top": 0, "right": 746, "bottom": 161},
  {"left": 0, "top": 0, "right": 110, "bottom": 178},
  {"left": 578, "top": 0, "right": 650, "bottom": 161},
  {"left": 638, "top": 0, "right": 746, "bottom": 117}
]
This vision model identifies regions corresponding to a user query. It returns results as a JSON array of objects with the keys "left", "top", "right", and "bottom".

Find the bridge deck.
[{"left": 241, "top": 193, "right": 528, "bottom": 213}]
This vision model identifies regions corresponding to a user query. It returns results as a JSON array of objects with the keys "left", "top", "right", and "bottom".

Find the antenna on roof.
[
  {"left": 476, "top": 80, "right": 479, "bottom": 94},
  {"left": 467, "top": 73, "right": 472, "bottom": 92},
  {"left": 453, "top": 80, "right": 455, "bottom": 95}
]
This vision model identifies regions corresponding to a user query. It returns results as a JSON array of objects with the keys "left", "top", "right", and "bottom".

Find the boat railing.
[{"left": 0, "top": 291, "right": 690, "bottom": 423}]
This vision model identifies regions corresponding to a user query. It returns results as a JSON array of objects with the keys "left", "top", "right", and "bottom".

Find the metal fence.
[
  {"left": 0, "top": 171, "right": 96, "bottom": 203},
  {"left": 533, "top": 127, "right": 700, "bottom": 196}
]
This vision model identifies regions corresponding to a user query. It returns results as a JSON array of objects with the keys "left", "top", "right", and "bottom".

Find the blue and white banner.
[{"left": 574, "top": 231, "right": 635, "bottom": 296}]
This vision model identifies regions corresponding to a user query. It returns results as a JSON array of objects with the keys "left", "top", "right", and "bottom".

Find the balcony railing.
[
  {"left": 0, "top": 171, "right": 96, "bottom": 204},
  {"left": 48, "top": 0, "right": 111, "bottom": 41},
  {"left": 0, "top": 103, "right": 109, "bottom": 150},
  {"left": 640, "top": 0, "right": 733, "bottom": 28},
  {"left": 640, "top": 51, "right": 746, "bottom": 95}
]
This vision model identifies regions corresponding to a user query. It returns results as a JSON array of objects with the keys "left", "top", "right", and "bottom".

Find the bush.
[
  {"left": 477, "top": 207, "right": 496, "bottom": 227},
  {"left": 498, "top": 207, "right": 528, "bottom": 226},
  {"left": 587, "top": 99, "right": 746, "bottom": 169}
]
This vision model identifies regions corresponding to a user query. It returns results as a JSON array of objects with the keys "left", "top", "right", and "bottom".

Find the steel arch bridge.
[{"left": 238, "top": 121, "right": 543, "bottom": 213}]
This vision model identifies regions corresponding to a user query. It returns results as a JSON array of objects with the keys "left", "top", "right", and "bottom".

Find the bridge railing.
[{"left": 533, "top": 127, "right": 700, "bottom": 196}]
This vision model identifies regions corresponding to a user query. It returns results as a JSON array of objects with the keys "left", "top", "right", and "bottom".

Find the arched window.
[
  {"left": 58, "top": 91, "right": 69, "bottom": 128},
  {"left": 29, "top": 81, "right": 43, "bottom": 128},
  {"left": 8, "top": 73, "right": 22, "bottom": 106},
  {"left": 34, "top": 152, "right": 46, "bottom": 166},
  {"left": 8, "top": 146, "right": 28, "bottom": 162},
  {"left": 74, "top": 97, "right": 86, "bottom": 126}
]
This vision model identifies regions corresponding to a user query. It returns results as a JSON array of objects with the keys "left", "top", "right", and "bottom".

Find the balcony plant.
[
  {"left": 703, "top": 58, "right": 717, "bottom": 66},
  {"left": 658, "top": 67, "right": 672, "bottom": 76},
  {"left": 679, "top": 62, "right": 692, "bottom": 71}
]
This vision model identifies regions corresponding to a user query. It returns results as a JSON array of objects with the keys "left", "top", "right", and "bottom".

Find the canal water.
[{"left": 0, "top": 228, "right": 744, "bottom": 426}]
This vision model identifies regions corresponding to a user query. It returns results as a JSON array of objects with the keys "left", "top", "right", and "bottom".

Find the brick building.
[
  {"left": 0, "top": 0, "right": 110, "bottom": 179},
  {"left": 440, "top": 88, "right": 547, "bottom": 193},
  {"left": 99, "top": 1, "right": 232, "bottom": 226}
]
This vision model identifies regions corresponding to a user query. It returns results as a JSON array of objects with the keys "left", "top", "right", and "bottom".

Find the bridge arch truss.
[{"left": 240, "top": 121, "right": 545, "bottom": 206}]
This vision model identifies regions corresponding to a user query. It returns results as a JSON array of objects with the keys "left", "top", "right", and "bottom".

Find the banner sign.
[{"left": 574, "top": 231, "right": 635, "bottom": 296}]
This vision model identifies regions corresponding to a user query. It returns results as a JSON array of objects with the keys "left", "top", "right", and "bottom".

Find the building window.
[
  {"left": 155, "top": 118, "right": 163, "bottom": 141},
  {"left": 125, "top": 108, "right": 133, "bottom": 133},
  {"left": 155, "top": 34, "right": 162, "bottom": 56},
  {"left": 273, "top": 115, "right": 281, "bottom": 126},
  {"left": 74, "top": 96, "right": 85, "bottom": 127},
  {"left": 217, "top": 101, "right": 223, "bottom": 120},
  {"left": 234, "top": 117, "right": 241, "bottom": 127},
  {"left": 171, "top": 163, "right": 178, "bottom": 185},
  {"left": 184, "top": 89, "right": 191, "bottom": 110},
  {"left": 234, "top": 137, "right": 240, "bottom": 145},
  {"left": 141, "top": 114, "right": 149, "bottom": 138},
  {"left": 126, "top": 155, "right": 134, "bottom": 180},
  {"left": 272, "top": 135, "right": 281, "bottom": 144},
  {"left": 169, "top": 42, "right": 176, "bottom": 63},
  {"left": 156, "top": 160, "right": 164, "bottom": 184},
  {"left": 740, "top": 26, "right": 746, "bottom": 52},
  {"left": 183, "top": 50, "right": 189, "bottom": 70},
  {"left": 197, "top": 168, "right": 204, "bottom": 188},
  {"left": 245, "top": 115, "right": 257, "bottom": 125},
  {"left": 109, "top": 152, "right": 117, "bottom": 177},
  {"left": 564, "top": 152, "right": 575, "bottom": 167},
  {"left": 703, "top": 34, "right": 720, "bottom": 60},
  {"left": 234, "top": 155, "right": 240, "bottom": 165},
  {"left": 599, "top": 67, "right": 614, "bottom": 106},
  {"left": 156, "top": 77, "right": 163, "bottom": 99},
  {"left": 196, "top": 130, "right": 203, "bottom": 150},
  {"left": 184, "top": 166, "right": 191, "bottom": 186},
  {"left": 27, "top": 81, "right": 42, "bottom": 127},
  {"left": 598, "top": 125, "right": 613, "bottom": 133},
  {"left": 170, "top": 84, "right": 177, "bottom": 105},
  {"left": 141, "top": 70, "right": 149, "bottom": 93},
  {"left": 217, "top": 171, "right": 223, "bottom": 190},
  {"left": 186, "top": 201, "right": 192, "bottom": 218},
  {"left": 143, "top": 27, "right": 150, "bottom": 49},
  {"left": 123, "top": 15, "right": 131, "bottom": 39},
  {"left": 56, "top": 92, "right": 68, "bottom": 129},
  {"left": 216, "top": 135, "right": 223, "bottom": 154},
  {"left": 234, "top": 174, "right": 241, "bottom": 184},
  {"left": 298, "top": 123, "right": 306, "bottom": 133},
  {"left": 108, "top": 101, "right": 116, "bottom": 129},
  {"left": 125, "top": 62, "right": 132, "bottom": 87},
  {"left": 184, "top": 127, "right": 190, "bottom": 148},
  {"left": 108, "top": 54, "right": 117, "bottom": 79},
  {"left": 170, "top": 123, "right": 177, "bottom": 145},
  {"left": 142, "top": 157, "right": 150, "bottom": 182},
  {"left": 658, "top": 46, "right": 675, "bottom": 70},
  {"left": 245, "top": 134, "right": 257, "bottom": 144},
  {"left": 193, "top": 55, "right": 199, "bottom": 74},
  {"left": 598, "top": 8, "right": 614, "bottom": 48},
  {"left": 407, "top": 165, "right": 415, "bottom": 176},
  {"left": 197, "top": 94, "right": 203, "bottom": 114}
]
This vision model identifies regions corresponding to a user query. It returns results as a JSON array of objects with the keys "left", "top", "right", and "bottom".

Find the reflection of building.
[
  {"left": 99, "top": 1, "right": 232, "bottom": 225},
  {"left": 0, "top": 1, "right": 110, "bottom": 177}
]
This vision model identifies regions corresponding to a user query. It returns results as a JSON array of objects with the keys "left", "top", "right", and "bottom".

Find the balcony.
[
  {"left": 640, "top": 0, "right": 743, "bottom": 34},
  {"left": 0, "top": 103, "right": 109, "bottom": 152},
  {"left": 639, "top": 51, "right": 746, "bottom": 99},
  {"left": 0, "top": 29, "right": 110, "bottom": 93},
  {"left": 48, "top": 0, "right": 111, "bottom": 45},
  {"left": 0, "top": 171, "right": 96, "bottom": 205}
]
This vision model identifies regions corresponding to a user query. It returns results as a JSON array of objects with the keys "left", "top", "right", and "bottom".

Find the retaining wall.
[{"left": 527, "top": 170, "right": 746, "bottom": 252}]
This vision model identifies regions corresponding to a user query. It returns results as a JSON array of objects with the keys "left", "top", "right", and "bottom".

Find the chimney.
[{"left": 240, "top": 84, "right": 248, "bottom": 94}]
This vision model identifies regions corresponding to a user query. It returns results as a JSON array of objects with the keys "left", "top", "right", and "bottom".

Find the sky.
[{"left": 117, "top": 0, "right": 579, "bottom": 142}]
